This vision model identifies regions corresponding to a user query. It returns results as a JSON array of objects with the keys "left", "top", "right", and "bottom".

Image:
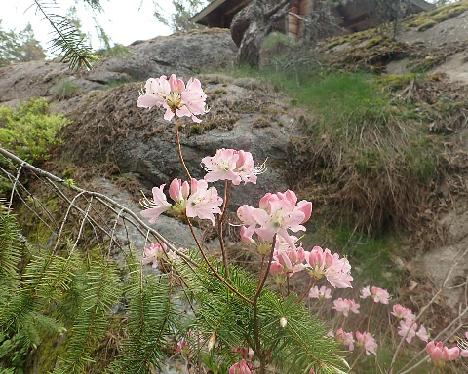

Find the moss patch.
[
  {"left": 406, "top": 1, "right": 468, "bottom": 31},
  {"left": 0, "top": 98, "right": 69, "bottom": 163}
]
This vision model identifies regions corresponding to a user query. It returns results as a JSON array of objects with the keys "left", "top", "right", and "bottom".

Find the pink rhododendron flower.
[
  {"left": 426, "top": 341, "right": 460, "bottom": 367},
  {"left": 137, "top": 74, "right": 208, "bottom": 123},
  {"left": 308, "top": 285, "right": 332, "bottom": 300},
  {"left": 335, "top": 328, "right": 355, "bottom": 351},
  {"left": 169, "top": 178, "right": 190, "bottom": 205},
  {"left": 355, "top": 331, "right": 377, "bottom": 356},
  {"left": 269, "top": 244, "right": 306, "bottom": 277},
  {"left": 140, "top": 185, "right": 171, "bottom": 223},
  {"left": 237, "top": 190, "right": 312, "bottom": 246},
  {"left": 304, "top": 246, "right": 353, "bottom": 288},
  {"left": 416, "top": 325, "right": 429, "bottom": 342},
  {"left": 332, "top": 298, "right": 360, "bottom": 317},
  {"left": 398, "top": 319, "right": 417, "bottom": 343},
  {"left": 361, "top": 286, "right": 390, "bottom": 304},
  {"left": 392, "top": 304, "right": 415, "bottom": 321},
  {"left": 360, "top": 286, "right": 371, "bottom": 299},
  {"left": 142, "top": 242, "right": 167, "bottom": 269},
  {"left": 236, "top": 150, "right": 259, "bottom": 184},
  {"left": 186, "top": 179, "right": 223, "bottom": 225},
  {"left": 175, "top": 338, "right": 187, "bottom": 354},
  {"left": 141, "top": 178, "right": 222, "bottom": 225},
  {"left": 371, "top": 286, "right": 390, "bottom": 304},
  {"left": 202, "top": 149, "right": 260, "bottom": 185},
  {"left": 228, "top": 359, "right": 252, "bottom": 374}
]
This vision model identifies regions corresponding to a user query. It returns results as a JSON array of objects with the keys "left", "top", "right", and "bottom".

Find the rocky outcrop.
[
  {"left": 416, "top": 128, "right": 468, "bottom": 311},
  {"left": 0, "top": 28, "right": 236, "bottom": 106},
  {"left": 59, "top": 74, "right": 298, "bottom": 207}
]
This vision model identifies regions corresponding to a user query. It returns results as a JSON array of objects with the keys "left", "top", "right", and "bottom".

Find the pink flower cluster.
[
  {"left": 335, "top": 328, "right": 355, "bottom": 351},
  {"left": 426, "top": 341, "right": 461, "bottom": 367},
  {"left": 270, "top": 240, "right": 306, "bottom": 277},
  {"left": 137, "top": 74, "right": 208, "bottom": 123},
  {"left": 391, "top": 304, "right": 428, "bottom": 344},
  {"left": 237, "top": 190, "right": 312, "bottom": 246},
  {"left": 305, "top": 246, "right": 353, "bottom": 288},
  {"left": 228, "top": 359, "right": 252, "bottom": 374},
  {"left": 202, "top": 148, "right": 259, "bottom": 185},
  {"left": 267, "top": 244, "right": 353, "bottom": 289},
  {"left": 140, "top": 178, "right": 222, "bottom": 225},
  {"left": 332, "top": 329, "right": 377, "bottom": 356},
  {"left": 355, "top": 331, "right": 378, "bottom": 356},
  {"left": 332, "top": 298, "right": 360, "bottom": 317},
  {"left": 308, "top": 285, "right": 332, "bottom": 300},
  {"left": 142, "top": 242, "right": 167, "bottom": 269},
  {"left": 360, "top": 286, "right": 390, "bottom": 304}
]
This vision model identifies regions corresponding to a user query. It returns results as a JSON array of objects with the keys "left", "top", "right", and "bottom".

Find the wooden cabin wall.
[{"left": 288, "top": 0, "right": 315, "bottom": 39}]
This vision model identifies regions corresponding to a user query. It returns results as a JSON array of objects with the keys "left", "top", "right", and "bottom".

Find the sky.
[
  {"left": 0, "top": 0, "right": 449, "bottom": 51},
  {"left": 0, "top": 0, "right": 177, "bottom": 50}
]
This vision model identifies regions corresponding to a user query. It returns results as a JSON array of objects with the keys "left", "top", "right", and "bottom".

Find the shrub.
[{"left": 0, "top": 98, "right": 68, "bottom": 163}]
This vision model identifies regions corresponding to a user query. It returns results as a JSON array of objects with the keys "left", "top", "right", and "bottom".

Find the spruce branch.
[
  {"left": 109, "top": 255, "right": 172, "bottom": 373},
  {"left": 33, "top": 0, "right": 95, "bottom": 70}
]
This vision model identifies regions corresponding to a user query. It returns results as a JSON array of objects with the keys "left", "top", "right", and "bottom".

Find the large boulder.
[
  {"left": 59, "top": 74, "right": 299, "bottom": 207},
  {"left": 0, "top": 28, "right": 236, "bottom": 106},
  {"left": 86, "top": 28, "right": 237, "bottom": 84}
]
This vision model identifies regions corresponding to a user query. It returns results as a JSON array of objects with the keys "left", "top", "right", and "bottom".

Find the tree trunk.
[{"left": 236, "top": 0, "right": 290, "bottom": 67}]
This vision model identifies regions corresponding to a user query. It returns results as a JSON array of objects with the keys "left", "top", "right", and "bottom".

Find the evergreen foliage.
[
  {"left": 0, "top": 191, "right": 344, "bottom": 372},
  {"left": 32, "top": 0, "right": 95, "bottom": 69},
  {"left": 177, "top": 253, "right": 348, "bottom": 373},
  {"left": 109, "top": 256, "right": 172, "bottom": 373},
  {"left": 53, "top": 258, "right": 121, "bottom": 373}
]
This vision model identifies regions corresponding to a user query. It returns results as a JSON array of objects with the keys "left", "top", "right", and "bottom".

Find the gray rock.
[
  {"left": 60, "top": 76, "right": 297, "bottom": 208},
  {"left": 92, "top": 177, "right": 201, "bottom": 249},
  {"left": 0, "top": 28, "right": 236, "bottom": 105}
]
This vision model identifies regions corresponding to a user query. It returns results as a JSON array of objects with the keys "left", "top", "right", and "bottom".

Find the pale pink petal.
[
  {"left": 137, "top": 94, "right": 160, "bottom": 108},
  {"left": 140, "top": 206, "right": 169, "bottom": 224},
  {"left": 164, "top": 108, "right": 175, "bottom": 121}
]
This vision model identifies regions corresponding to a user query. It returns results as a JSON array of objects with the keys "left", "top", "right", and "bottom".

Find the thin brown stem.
[
  {"left": 349, "top": 350, "right": 364, "bottom": 372},
  {"left": 254, "top": 235, "right": 276, "bottom": 301},
  {"left": 217, "top": 180, "right": 230, "bottom": 278},
  {"left": 298, "top": 278, "right": 314, "bottom": 303},
  {"left": 367, "top": 302, "right": 374, "bottom": 331},
  {"left": 175, "top": 124, "right": 192, "bottom": 180},
  {"left": 252, "top": 235, "right": 277, "bottom": 374},
  {"left": 186, "top": 218, "right": 253, "bottom": 305}
]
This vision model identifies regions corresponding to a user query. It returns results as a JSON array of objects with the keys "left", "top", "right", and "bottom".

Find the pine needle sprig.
[
  {"left": 53, "top": 258, "right": 120, "bottom": 373},
  {"left": 109, "top": 256, "right": 172, "bottom": 373},
  {"left": 175, "top": 252, "right": 348, "bottom": 373},
  {"left": 33, "top": 0, "right": 95, "bottom": 70}
]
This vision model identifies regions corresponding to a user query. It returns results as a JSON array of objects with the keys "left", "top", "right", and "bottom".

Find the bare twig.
[
  {"left": 390, "top": 246, "right": 468, "bottom": 372},
  {"left": 8, "top": 162, "right": 24, "bottom": 209},
  {"left": 217, "top": 180, "right": 231, "bottom": 278}
]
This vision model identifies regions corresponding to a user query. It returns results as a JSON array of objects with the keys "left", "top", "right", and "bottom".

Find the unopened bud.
[
  {"left": 207, "top": 333, "right": 216, "bottom": 352},
  {"left": 280, "top": 317, "right": 288, "bottom": 328}
]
